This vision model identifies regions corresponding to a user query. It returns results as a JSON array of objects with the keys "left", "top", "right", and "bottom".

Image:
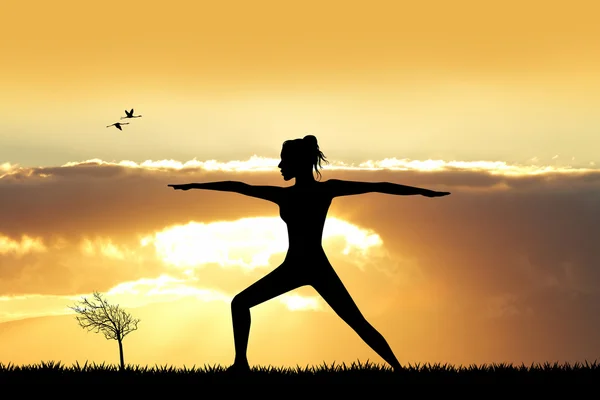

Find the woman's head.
[{"left": 278, "top": 135, "right": 328, "bottom": 181}]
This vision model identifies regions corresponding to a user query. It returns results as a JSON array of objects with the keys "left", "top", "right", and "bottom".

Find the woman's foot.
[
  {"left": 391, "top": 362, "right": 404, "bottom": 373},
  {"left": 225, "top": 361, "right": 251, "bottom": 375}
]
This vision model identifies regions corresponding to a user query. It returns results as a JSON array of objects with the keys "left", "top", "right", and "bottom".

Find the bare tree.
[{"left": 69, "top": 291, "right": 140, "bottom": 370}]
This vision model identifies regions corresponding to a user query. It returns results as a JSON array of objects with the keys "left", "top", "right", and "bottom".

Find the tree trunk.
[{"left": 118, "top": 338, "right": 125, "bottom": 371}]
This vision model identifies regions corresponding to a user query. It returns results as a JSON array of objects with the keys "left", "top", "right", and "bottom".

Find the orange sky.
[
  {"left": 1, "top": 0, "right": 600, "bottom": 368},
  {"left": 1, "top": 0, "right": 600, "bottom": 166}
]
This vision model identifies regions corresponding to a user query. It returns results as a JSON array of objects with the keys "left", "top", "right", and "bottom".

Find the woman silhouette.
[{"left": 168, "top": 135, "right": 450, "bottom": 372}]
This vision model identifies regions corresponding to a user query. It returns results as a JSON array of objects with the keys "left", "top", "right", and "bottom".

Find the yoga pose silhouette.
[{"left": 168, "top": 135, "right": 450, "bottom": 373}]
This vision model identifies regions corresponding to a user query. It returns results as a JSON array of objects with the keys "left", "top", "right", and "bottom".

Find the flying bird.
[
  {"left": 121, "top": 108, "right": 142, "bottom": 119},
  {"left": 107, "top": 122, "right": 129, "bottom": 131}
]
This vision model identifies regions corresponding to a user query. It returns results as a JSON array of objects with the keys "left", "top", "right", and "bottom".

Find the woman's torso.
[{"left": 278, "top": 182, "right": 332, "bottom": 259}]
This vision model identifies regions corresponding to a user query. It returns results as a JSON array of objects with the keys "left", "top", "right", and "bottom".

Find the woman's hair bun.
[{"left": 303, "top": 135, "right": 318, "bottom": 148}]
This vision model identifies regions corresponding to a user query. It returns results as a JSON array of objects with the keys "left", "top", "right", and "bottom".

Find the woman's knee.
[{"left": 231, "top": 293, "right": 247, "bottom": 313}]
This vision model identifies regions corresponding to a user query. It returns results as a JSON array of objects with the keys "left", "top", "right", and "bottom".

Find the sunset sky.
[{"left": 1, "top": 0, "right": 600, "bottom": 369}]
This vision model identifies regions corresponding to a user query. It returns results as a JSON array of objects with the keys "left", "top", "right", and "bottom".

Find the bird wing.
[{"left": 116, "top": 124, "right": 122, "bottom": 130}]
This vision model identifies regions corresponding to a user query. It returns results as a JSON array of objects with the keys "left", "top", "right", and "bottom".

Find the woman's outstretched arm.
[
  {"left": 168, "top": 181, "right": 283, "bottom": 203},
  {"left": 326, "top": 179, "right": 450, "bottom": 198},
  {"left": 169, "top": 181, "right": 242, "bottom": 192}
]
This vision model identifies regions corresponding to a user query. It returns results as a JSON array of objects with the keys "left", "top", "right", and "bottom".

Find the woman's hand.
[
  {"left": 422, "top": 189, "right": 451, "bottom": 197},
  {"left": 168, "top": 184, "right": 191, "bottom": 190}
]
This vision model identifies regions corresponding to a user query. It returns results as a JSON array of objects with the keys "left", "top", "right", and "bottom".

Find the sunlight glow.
[
  {"left": 109, "top": 276, "right": 326, "bottom": 312},
  {"left": 354, "top": 158, "right": 595, "bottom": 176},
  {"left": 106, "top": 275, "right": 231, "bottom": 306},
  {"left": 80, "top": 237, "right": 128, "bottom": 260},
  {"left": 323, "top": 218, "right": 383, "bottom": 256},
  {"left": 1, "top": 157, "right": 597, "bottom": 181},
  {"left": 105, "top": 275, "right": 323, "bottom": 311},
  {"left": 62, "top": 156, "right": 280, "bottom": 172},
  {"left": 140, "top": 217, "right": 383, "bottom": 270},
  {"left": 278, "top": 294, "right": 323, "bottom": 311},
  {"left": 50, "top": 157, "right": 600, "bottom": 176},
  {"left": 0, "top": 274, "right": 326, "bottom": 323},
  {"left": 0, "top": 162, "right": 20, "bottom": 179},
  {"left": 0, "top": 234, "right": 46, "bottom": 256}
]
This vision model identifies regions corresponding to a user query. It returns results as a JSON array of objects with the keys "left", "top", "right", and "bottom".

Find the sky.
[{"left": 1, "top": 0, "right": 600, "bottom": 368}]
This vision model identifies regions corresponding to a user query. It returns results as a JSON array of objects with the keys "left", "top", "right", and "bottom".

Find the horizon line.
[{"left": 1, "top": 156, "right": 598, "bottom": 179}]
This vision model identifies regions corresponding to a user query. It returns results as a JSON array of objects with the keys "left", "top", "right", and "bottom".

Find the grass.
[{"left": 1, "top": 359, "right": 599, "bottom": 386}]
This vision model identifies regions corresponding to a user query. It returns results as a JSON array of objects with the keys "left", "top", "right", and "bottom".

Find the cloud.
[
  {"left": 0, "top": 234, "right": 46, "bottom": 256},
  {"left": 0, "top": 273, "right": 326, "bottom": 322},
  {"left": 103, "top": 275, "right": 231, "bottom": 309},
  {"left": 0, "top": 156, "right": 598, "bottom": 240},
  {"left": 80, "top": 237, "right": 132, "bottom": 260},
  {"left": 60, "top": 156, "right": 281, "bottom": 172},
  {"left": 278, "top": 294, "right": 323, "bottom": 311},
  {"left": 1, "top": 156, "right": 600, "bottom": 363},
  {"left": 106, "top": 274, "right": 326, "bottom": 312},
  {"left": 141, "top": 217, "right": 382, "bottom": 271},
  {"left": 2, "top": 155, "right": 596, "bottom": 181},
  {"left": 105, "top": 274, "right": 325, "bottom": 312}
]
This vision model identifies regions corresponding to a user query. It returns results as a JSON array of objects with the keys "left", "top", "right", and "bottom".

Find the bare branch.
[{"left": 68, "top": 291, "right": 141, "bottom": 341}]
